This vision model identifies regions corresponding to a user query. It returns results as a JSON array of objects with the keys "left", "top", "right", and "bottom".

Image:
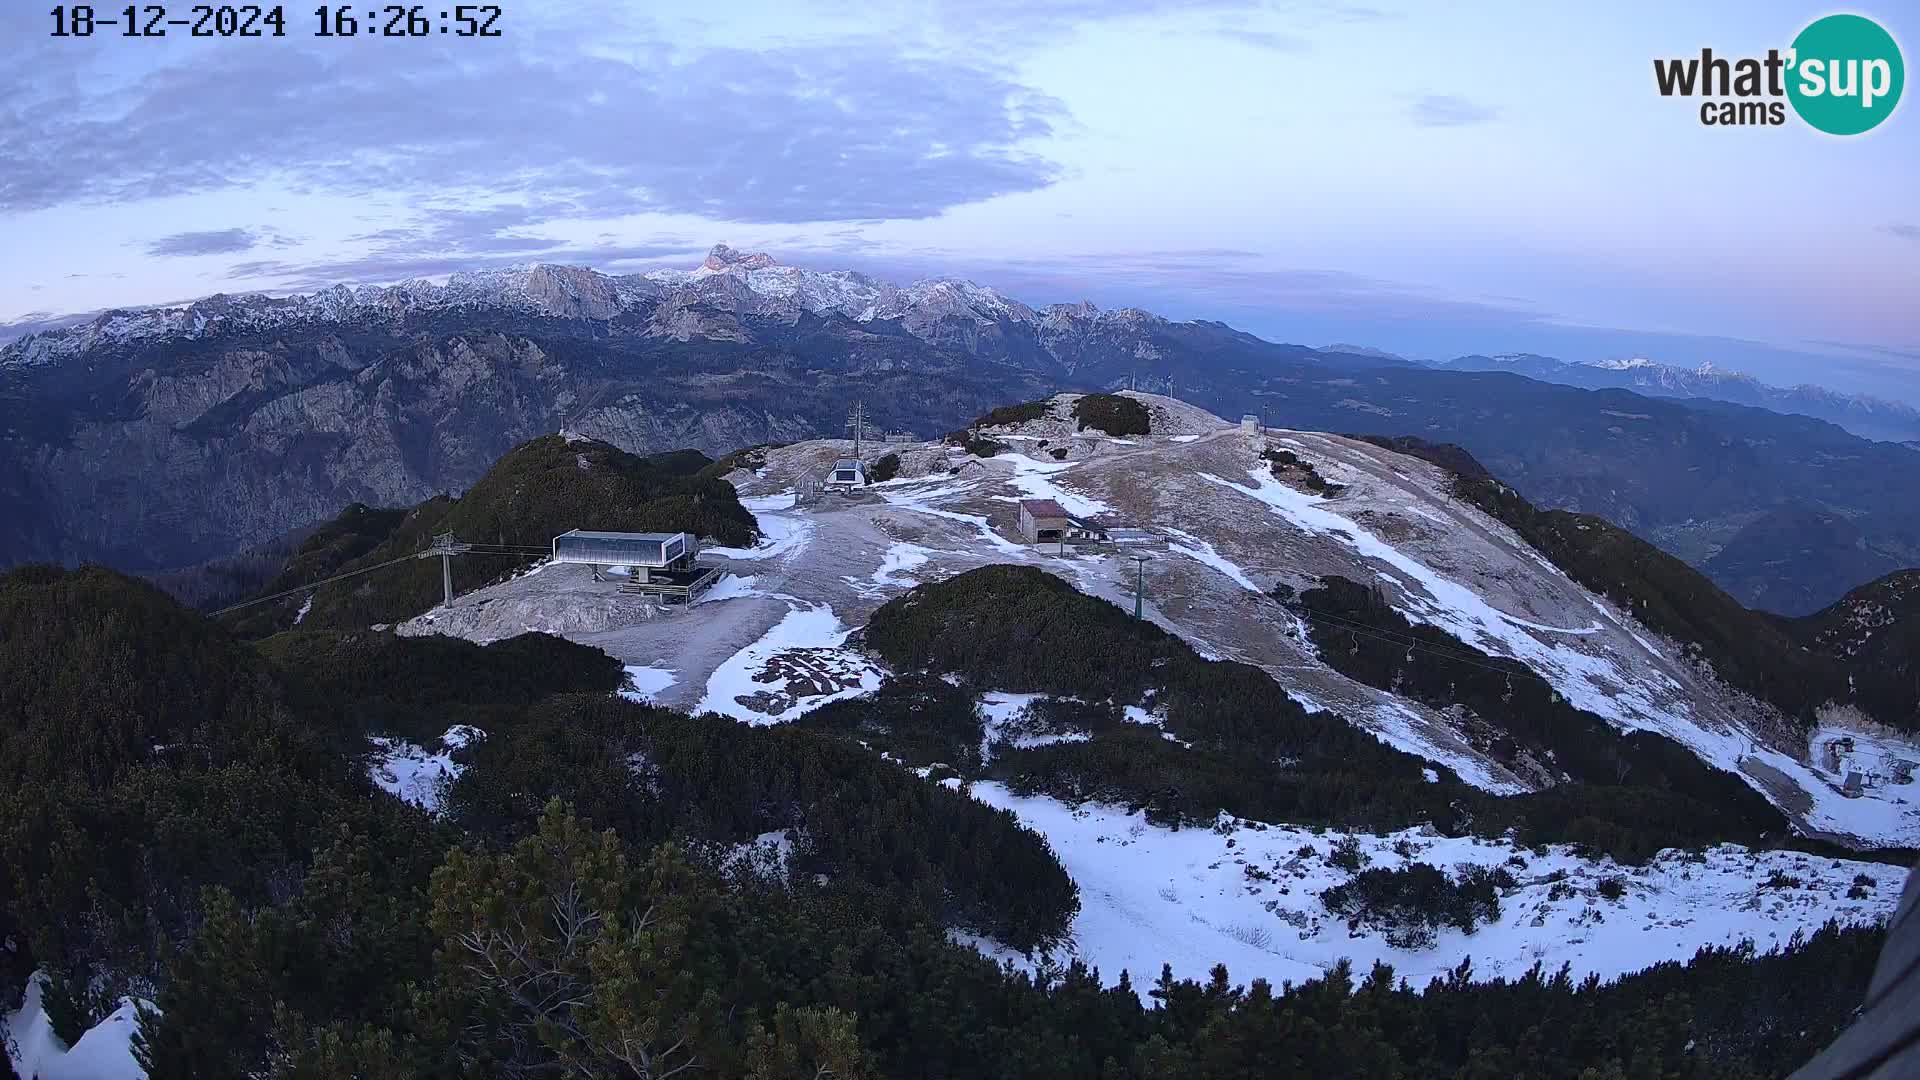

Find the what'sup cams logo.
[{"left": 1655, "top": 13, "right": 1904, "bottom": 134}]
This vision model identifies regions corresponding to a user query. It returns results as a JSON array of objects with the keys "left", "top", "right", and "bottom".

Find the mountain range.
[
  {"left": 1430, "top": 353, "right": 1920, "bottom": 445},
  {"left": 7, "top": 391, "right": 1911, "bottom": 1079},
  {"left": 2, "top": 244, "right": 1914, "bottom": 615}
]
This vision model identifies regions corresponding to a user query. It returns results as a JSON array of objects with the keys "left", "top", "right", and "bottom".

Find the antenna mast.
[{"left": 846, "top": 399, "right": 868, "bottom": 458}]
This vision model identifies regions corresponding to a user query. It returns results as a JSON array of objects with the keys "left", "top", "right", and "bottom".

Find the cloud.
[
  {"left": 0, "top": 34, "right": 1065, "bottom": 226},
  {"left": 1213, "top": 28, "right": 1312, "bottom": 52},
  {"left": 1884, "top": 223, "right": 1920, "bottom": 242},
  {"left": 145, "top": 229, "right": 265, "bottom": 257},
  {"left": 224, "top": 239, "right": 706, "bottom": 292},
  {"left": 1408, "top": 94, "right": 1499, "bottom": 127},
  {"left": 0, "top": 310, "right": 92, "bottom": 344}
]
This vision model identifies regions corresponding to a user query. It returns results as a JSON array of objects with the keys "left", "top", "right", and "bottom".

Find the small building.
[
  {"left": 1018, "top": 499, "right": 1074, "bottom": 543},
  {"left": 1241, "top": 414, "right": 1260, "bottom": 437},
  {"left": 825, "top": 457, "right": 867, "bottom": 490}
]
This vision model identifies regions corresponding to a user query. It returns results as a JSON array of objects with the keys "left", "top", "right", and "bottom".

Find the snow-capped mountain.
[
  {"left": 1434, "top": 352, "right": 1920, "bottom": 444},
  {"left": 0, "top": 245, "right": 1079, "bottom": 368},
  {"left": 4, "top": 246, "right": 1919, "bottom": 622}
]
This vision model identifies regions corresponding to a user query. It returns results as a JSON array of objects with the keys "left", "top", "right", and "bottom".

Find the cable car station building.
[{"left": 549, "top": 530, "right": 720, "bottom": 603}]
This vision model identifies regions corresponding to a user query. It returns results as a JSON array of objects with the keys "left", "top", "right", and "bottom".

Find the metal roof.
[
  {"left": 556, "top": 530, "right": 689, "bottom": 541},
  {"left": 834, "top": 458, "right": 864, "bottom": 470},
  {"left": 1019, "top": 499, "right": 1070, "bottom": 518}
]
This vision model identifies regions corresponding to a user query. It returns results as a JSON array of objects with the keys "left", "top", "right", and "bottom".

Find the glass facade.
[{"left": 550, "top": 531, "right": 688, "bottom": 567}]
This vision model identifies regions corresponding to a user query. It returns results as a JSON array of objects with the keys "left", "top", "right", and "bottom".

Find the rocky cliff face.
[
  {"left": 2, "top": 324, "right": 957, "bottom": 570},
  {"left": 0, "top": 247, "right": 1324, "bottom": 571}
]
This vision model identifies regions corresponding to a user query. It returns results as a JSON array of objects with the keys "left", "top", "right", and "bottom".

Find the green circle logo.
[{"left": 1787, "top": 14, "right": 1904, "bottom": 135}]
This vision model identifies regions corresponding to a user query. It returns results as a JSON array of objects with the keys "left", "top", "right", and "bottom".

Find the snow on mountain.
[
  {"left": 954, "top": 786, "right": 1901, "bottom": 997},
  {"left": 372, "top": 389, "right": 1914, "bottom": 998},
  {"left": 391, "top": 391, "right": 1920, "bottom": 850},
  {"left": 0, "top": 245, "right": 1113, "bottom": 370},
  {"left": 366, "top": 724, "right": 485, "bottom": 814},
  {"left": 5, "top": 974, "right": 147, "bottom": 1080}
]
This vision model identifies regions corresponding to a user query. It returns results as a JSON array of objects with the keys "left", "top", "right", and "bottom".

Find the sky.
[{"left": 2, "top": 0, "right": 1916, "bottom": 400}]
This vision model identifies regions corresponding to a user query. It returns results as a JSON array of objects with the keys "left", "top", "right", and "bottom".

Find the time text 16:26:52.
[{"left": 49, "top": 5, "right": 503, "bottom": 38}]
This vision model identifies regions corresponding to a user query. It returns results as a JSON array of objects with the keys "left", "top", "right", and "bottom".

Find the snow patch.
[
  {"left": 622, "top": 665, "right": 679, "bottom": 701},
  {"left": 871, "top": 542, "right": 935, "bottom": 590},
  {"left": 1165, "top": 529, "right": 1262, "bottom": 594},
  {"left": 367, "top": 725, "right": 484, "bottom": 813},
  {"left": 960, "top": 785, "right": 1903, "bottom": 1000},
  {"left": 5, "top": 974, "right": 147, "bottom": 1080},
  {"left": 699, "top": 573, "right": 771, "bottom": 605},
  {"left": 696, "top": 603, "right": 883, "bottom": 725},
  {"left": 989, "top": 453, "right": 1114, "bottom": 519},
  {"left": 705, "top": 493, "right": 813, "bottom": 561}
]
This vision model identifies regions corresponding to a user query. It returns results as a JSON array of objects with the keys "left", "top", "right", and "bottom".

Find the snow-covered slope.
[
  {"left": 5, "top": 975, "right": 146, "bottom": 1080},
  {"left": 379, "top": 390, "right": 1915, "bottom": 997},
  {"left": 400, "top": 392, "right": 1919, "bottom": 848},
  {"left": 955, "top": 786, "right": 1901, "bottom": 994}
]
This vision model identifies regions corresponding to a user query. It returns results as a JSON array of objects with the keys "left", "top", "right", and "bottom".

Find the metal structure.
[
  {"left": 1790, "top": 860, "right": 1920, "bottom": 1079},
  {"left": 550, "top": 530, "right": 694, "bottom": 572},
  {"left": 550, "top": 529, "right": 721, "bottom": 604},
  {"left": 420, "top": 532, "right": 474, "bottom": 608},
  {"left": 825, "top": 458, "right": 868, "bottom": 490},
  {"left": 1131, "top": 554, "right": 1151, "bottom": 619},
  {"left": 845, "top": 399, "right": 869, "bottom": 458},
  {"left": 617, "top": 564, "right": 722, "bottom": 604}
]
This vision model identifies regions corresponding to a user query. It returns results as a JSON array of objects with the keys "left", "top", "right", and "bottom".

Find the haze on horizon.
[{"left": 2, "top": 0, "right": 1915, "bottom": 401}]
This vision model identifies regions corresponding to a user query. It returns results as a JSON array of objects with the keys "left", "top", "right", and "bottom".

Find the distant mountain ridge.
[
  {"left": 2, "top": 245, "right": 1914, "bottom": 615},
  {"left": 1430, "top": 352, "right": 1920, "bottom": 444},
  {"left": 0, "top": 244, "right": 1192, "bottom": 369}
]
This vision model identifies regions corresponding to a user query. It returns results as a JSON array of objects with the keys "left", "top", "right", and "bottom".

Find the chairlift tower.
[
  {"left": 419, "top": 531, "right": 474, "bottom": 608},
  {"left": 1131, "top": 554, "right": 1151, "bottom": 619}
]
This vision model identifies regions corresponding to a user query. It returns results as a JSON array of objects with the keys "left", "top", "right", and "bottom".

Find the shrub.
[
  {"left": 1320, "top": 862, "right": 1507, "bottom": 941},
  {"left": 1330, "top": 836, "right": 1370, "bottom": 872},
  {"left": 869, "top": 453, "right": 901, "bottom": 483},
  {"left": 1597, "top": 876, "right": 1629, "bottom": 900},
  {"left": 1261, "top": 448, "right": 1345, "bottom": 495},
  {"left": 1071, "top": 393, "right": 1150, "bottom": 436},
  {"left": 973, "top": 400, "right": 1052, "bottom": 428}
]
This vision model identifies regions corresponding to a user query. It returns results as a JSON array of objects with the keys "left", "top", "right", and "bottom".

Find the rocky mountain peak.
[{"left": 700, "top": 244, "right": 778, "bottom": 273}]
